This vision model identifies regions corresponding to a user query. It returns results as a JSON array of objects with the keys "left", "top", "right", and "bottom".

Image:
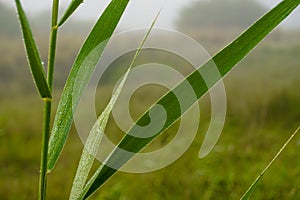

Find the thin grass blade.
[
  {"left": 58, "top": 0, "right": 83, "bottom": 26},
  {"left": 69, "top": 13, "right": 160, "bottom": 200},
  {"left": 47, "top": 0, "right": 130, "bottom": 171},
  {"left": 15, "top": 0, "right": 51, "bottom": 99},
  {"left": 83, "top": 0, "right": 300, "bottom": 197},
  {"left": 240, "top": 125, "right": 300, "bottom": 200}
]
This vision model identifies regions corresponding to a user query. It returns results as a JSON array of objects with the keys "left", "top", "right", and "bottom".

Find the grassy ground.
[{"left": 1, "top": 32, "right": 300, "bottom": 199}]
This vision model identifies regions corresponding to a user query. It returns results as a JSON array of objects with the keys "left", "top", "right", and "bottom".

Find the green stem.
[
  {"left": 47, "top": 4, "right": 59, "bottom": 91},
  {"left": 38, "top": 101, "right": 52, "bottom": 199},
  {"left": 241, "top": 125, "right": 300, "bottom": 199},
  {"left": 38, "top": 0, "right": 59, "bottom": 199}
]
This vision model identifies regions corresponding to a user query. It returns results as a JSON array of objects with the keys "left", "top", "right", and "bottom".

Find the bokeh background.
[{"left": 0, "top": 0, "right": 300, "bottom": 199}]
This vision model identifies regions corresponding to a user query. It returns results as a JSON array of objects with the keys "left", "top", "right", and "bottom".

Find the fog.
[{"left": 1, "top": 0, "right": 299, "bottom": 29}]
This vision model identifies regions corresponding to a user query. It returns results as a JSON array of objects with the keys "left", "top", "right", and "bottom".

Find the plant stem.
[
  {"left": 47, "top": 4, "right": 59, "bottom": 90},
  {"left": 38, "top": 0, "right": 59, "bottom": 199},
  {"left": 39, "top": 101, "right": 52, "bottom": 199},
  {"left": 241, "top": 125, "right": 300, "bottom": 199}
]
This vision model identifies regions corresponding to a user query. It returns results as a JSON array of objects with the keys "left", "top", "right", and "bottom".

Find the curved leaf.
[
  {"left": 15, "top": 0, "right": 51, "bottom": 99},
  {"left": 47, "top": 0, "right": 130, "bottom": 170}
]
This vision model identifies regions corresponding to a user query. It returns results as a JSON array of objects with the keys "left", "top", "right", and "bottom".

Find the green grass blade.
[
  {"left": 69, "top": 13, "right": 159, "bottom": 200},
  {"left": 15, "top": 0, "right": 51, "bottom": 99},
  {"left": 58, "top": 0, "right": 83, "bottom": 26},
  {"left": 240, "top": 125, "right": 300, "bottom": 200},
  {"left": 83, "top": 0, "right": 300, "bottom": 197},
  {"left": 47, "top": 0, "right": 130, "bottom": 171}
]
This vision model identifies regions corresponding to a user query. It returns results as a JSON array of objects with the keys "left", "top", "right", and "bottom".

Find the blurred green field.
[{"left": 1, "top": 31, "right": 300, "bottom": 199}]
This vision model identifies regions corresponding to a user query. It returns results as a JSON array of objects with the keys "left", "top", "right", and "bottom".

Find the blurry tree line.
[{"left": 176, "top": 0, "right": 266, "bottom": 29}]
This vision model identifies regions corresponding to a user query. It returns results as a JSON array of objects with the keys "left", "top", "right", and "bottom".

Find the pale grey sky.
[{"left": 1, "top": 0, "right": 300, "bottom": 29}]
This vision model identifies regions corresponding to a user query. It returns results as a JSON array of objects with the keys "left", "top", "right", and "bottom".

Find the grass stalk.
[
  {"left": 38, "top": 101, "right": 52, "bottom": 199},
  {"left": 38, "top": 0, "right": 59, "bottom": 199},
  {"left": 47, "top": 0, "right": 60, "bottom": 90},
  {"left": 241, "top": 125, "right": 300, "bottom": 200}
]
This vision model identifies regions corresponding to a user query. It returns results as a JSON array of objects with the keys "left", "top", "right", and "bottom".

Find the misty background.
[
  {"left": 1, "top": 0, "right": 300, "bottom": 199},
  {"left": 1, "top": 0, "right": 300, "bottom": 29}
]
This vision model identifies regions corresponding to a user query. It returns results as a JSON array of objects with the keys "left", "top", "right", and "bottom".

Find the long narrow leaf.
[
  {"left": 15, "top": 0, "right": 51, "bottom": 99},
  {"left": 58, "top": 0, "right": 83, "bottom": 26},
  {"left": 240, "top": 125, "right": 300, "bottom": 200},
  {"left": 69, "top": 13, "right": 160, "bottom": 200},
  {"left": 47, "top": 0, "right": 130, "bottom": 170},
  {"left": 84, "top": 0, "right": 300, "bottom": 197}
]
